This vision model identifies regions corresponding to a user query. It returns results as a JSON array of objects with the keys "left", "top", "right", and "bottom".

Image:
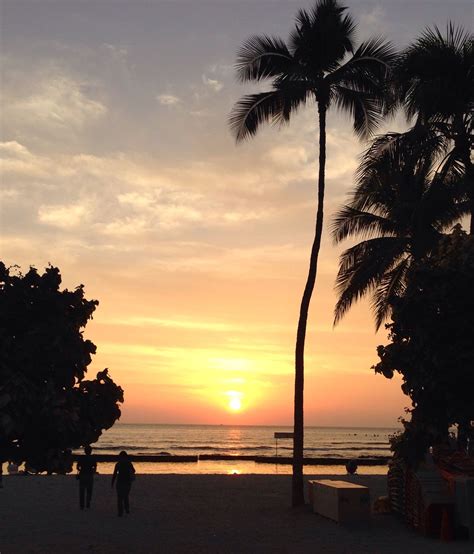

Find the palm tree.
[
  {"left": 332, "top": 132, "right": 466, "bottom": 329},
  {"left": 229, "top": 0, "right": 395, "bottom": 505},
  {"left": 392, "top": 24, "right": 473, "bottom": 231}
]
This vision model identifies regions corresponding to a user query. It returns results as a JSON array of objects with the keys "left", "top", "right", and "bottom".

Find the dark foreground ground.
[{"left": 1, "top": 474, "right": 472, "bottom": 553}]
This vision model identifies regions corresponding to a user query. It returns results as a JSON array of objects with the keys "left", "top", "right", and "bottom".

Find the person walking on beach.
[
  {"left": 77, "top": 445, "right": 97, "bottom": 510},
  {"left": 111, "top": 451, "right": 135, "bottom": 517}
]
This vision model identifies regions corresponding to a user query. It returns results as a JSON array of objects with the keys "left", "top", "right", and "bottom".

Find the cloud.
[
  {"left": 6, "top": 74, "right": 106, "bottom": 130},
  {"left": 0, "top": 141, "right": 51, "bottom": 178},
  {"left": 0, "top": 141, "right": 30, "bottom": 157},
  {"left": 1, "top": 188, "right": 19, "bottom": 200},
  {"left": 99, "top": 216, "right": 148, "bottom": 237},
  {"left": 156, "top": 94, "right": 180, "bottom": 105},
  {"left": 1, "top": 123, "right": 359, "bottom": 245},
  {"left": 359, "top": 5, "right": 388, "bottom": 37},
  {"left": 266, "top": 145, "right": 310, "bottom": 168},
  {"left": 103, "top": 43, "right": 128, "bottom": 61},
  {"left": 207, "top": 63, "right": 233, "bottom": 77},
  {"left": 0, "top": 132, "right": 355, "bottom": 280},
  {"left": 38, "top": 201, "right": 89, "bottom": 228},
  {"left": 188, "top": 109, "right": 212, "bottom": 118},
  {"left": 118, "top": 191, "right": 158, "bottom": 209},
  {"left": 1, "top": 141, "right": 281, "bottom": 247},
  {"left": 222, "top": 209, "right": 272, "bottom": 223},
  {"left": 103, "top": 315, "right": 240, "bottom": 332},
  {"left": 115, "top": 190, "right": 205, "bottom": 231},
  {"left": 202, "top": 75, "right": 223, "bottom": 93},
  {"left": 125, "top": 316, "right": 292, "bottom": 334},
  {"left": 324, "top": 129, "right": 361, "bottom": 182}
]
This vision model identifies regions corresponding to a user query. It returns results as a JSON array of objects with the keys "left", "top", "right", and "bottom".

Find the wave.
[
  {"left": 94, "top": 445, "right": 390, "bottom": 458},
  {"left": 304, "top": 444, "right": 390, "bottom": 452},
  {"left": 104, "top": 442, "right": 390, "bottom": 449},
  {"left": 165, "top": 445, "right": 274, "bottom": 451},
  {"left": 322, "top": 441, "right": 390, "bottom": 446},
  {"left": 91, "top": 445, "right": 157, "bottom": 452}
]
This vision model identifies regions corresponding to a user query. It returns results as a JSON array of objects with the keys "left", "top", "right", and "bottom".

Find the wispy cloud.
[
  {"left": 202, "top": 74, "right": 223, "bottom": 92},
  {"left": 5, "top": 74, "right": 106, "bottom": 129},
  {"left": 156, "top": 93, "right": 180, "bottom": 105},
  {"left": 103, "top": 43, "right": 128, "bottom": 62},
  {"left": 0, "top": 141, "right": 50, "bottom": 178},
  {"left": 38, "top": 201, "right": 89, "bottom": 228},
  {"left": 101, "top": 315, "right": 294, "bottom": 333},
  {"left": 207, "top": 63, "right": 233, "bottom": 77}
]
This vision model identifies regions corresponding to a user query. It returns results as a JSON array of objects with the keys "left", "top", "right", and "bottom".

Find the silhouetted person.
[
  {"left": 111, "top": 451, "right": 135, "bottom": 517},
  {"left": 7, "top": 461, "right": 19, "bottom": 475},
  {"left": 346, "top": 460, "right": 358, "bottom": 474},
  {"left": 77, "top": 445, "right": 96, "bottom": 510}
]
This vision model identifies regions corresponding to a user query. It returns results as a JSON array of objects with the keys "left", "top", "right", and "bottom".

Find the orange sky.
[
  {"left": 79, "top": 235, "right": 406, "bottom": 426},
  {"left": 2, "top": 0, "right": 469, "bottom": 427}
]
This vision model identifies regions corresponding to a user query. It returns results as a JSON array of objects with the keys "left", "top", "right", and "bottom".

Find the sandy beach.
[{"left": 1, "top": 473, "right": 471, "bottom": 553}]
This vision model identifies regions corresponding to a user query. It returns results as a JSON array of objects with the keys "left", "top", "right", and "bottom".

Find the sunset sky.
[{"left": 1, "top": 0, "right": 471, "bottom": 426}]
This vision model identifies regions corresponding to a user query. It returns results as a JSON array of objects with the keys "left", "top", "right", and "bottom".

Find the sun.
[
  {"left": 226, "top": 390, "right": 243, "bottom": 412},
  {"left": 229, "top": 397, "right": 242, "bottom": 411}
]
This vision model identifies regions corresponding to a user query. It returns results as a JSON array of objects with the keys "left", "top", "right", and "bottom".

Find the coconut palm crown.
[
  {"left": 230, "top": 2, "right": 395, "bottom": 142},
  {"left": 394, "top": 24, "right": 473, "bottom": 127},
  {"left": 392, "top": 24, "right": 474, "bottom": 230},
  {"left": 332, "top": 132, "right": 467, "bottom": 329},
  {"left": 229, "top": 0, "right": 395, "bottom": 506}
]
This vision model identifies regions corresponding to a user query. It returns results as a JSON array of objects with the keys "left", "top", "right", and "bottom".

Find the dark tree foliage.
[
  {"left": 332, "top": 132, "right": 466, "bottom": 329},
  {"left": 373, "top": 228, "right": 474, "bottom": 464},
  {"left": 390, "top": 24, "right": 474, "bottom": 232},
  {"left": 0, "top": 263, "right": 124, "bottom": 471}
]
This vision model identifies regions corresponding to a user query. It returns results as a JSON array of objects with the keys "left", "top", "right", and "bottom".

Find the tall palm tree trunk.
[
  {"left": 467, "top": 160, "right": 474, "bottom": 235},
  {"left": 454, "top": 117, "right": 474, "bottom": 235},
  {"left": 292, "top": 101, "right": 327, "bottom": 507}
]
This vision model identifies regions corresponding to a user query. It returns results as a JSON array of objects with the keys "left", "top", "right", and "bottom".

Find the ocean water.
[{"left": 89, "top": 424, "right": 397, "bottom": 475}]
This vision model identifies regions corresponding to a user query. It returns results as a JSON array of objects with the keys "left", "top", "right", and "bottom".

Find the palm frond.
[
  {"left": 436, "top": 139, "right": 472, "bottom": 183},
  {"left": 333, "top": 86, "right": 383, "bottom": 138},
  {"left": 330, "top": 36, "right": 396, "bottom": 87},
  {"left": 228, "top": 87, "right": 308, "bottom": 142},
  {"left": 372, "top": 258, "right": 410, "bottom": 329},
  {"left": 358, "top": 128, "right": 443, "bottom": 179},
  {"left": 417, "top": 23, "right": 472, "bottom": 56},
  {"left": 235, "top": 35, "right": 294, "bottom": 82},
  {"left": 395, "top": 23, "right": 473, "bottom": 122},
  {"left": 353, "top": 129, "right": 446, "bottom": 212},
  {"left": 333, "top": 107, "right": 468, "bottom": 328},
  {"left": 334, "top": 237, "right": 408, "bottom": 325},
  {"left": 290, "top": 0, "right": 355, "bottom": 72},
  {"left": 331, "top": 206, "right": 397, "bottom": 244},
  {"left": 330, "top": 37, "right": 396, "bottom": 125},
  {"left": 419, "top": 173, "right": 466, "bottom": 232}
]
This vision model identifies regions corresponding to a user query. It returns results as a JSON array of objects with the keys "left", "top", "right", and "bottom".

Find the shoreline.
[{"left": 72, "top": 453, "right": 389, "bottom": 466}]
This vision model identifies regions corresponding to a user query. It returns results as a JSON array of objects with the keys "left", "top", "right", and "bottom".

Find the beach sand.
[{"left": 1, "top": 474, "right": 471, "bottom": 553}]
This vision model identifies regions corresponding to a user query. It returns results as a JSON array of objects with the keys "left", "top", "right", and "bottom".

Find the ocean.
[{"left": 89, "top": 424, "right": 397, "bottom": 475}]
